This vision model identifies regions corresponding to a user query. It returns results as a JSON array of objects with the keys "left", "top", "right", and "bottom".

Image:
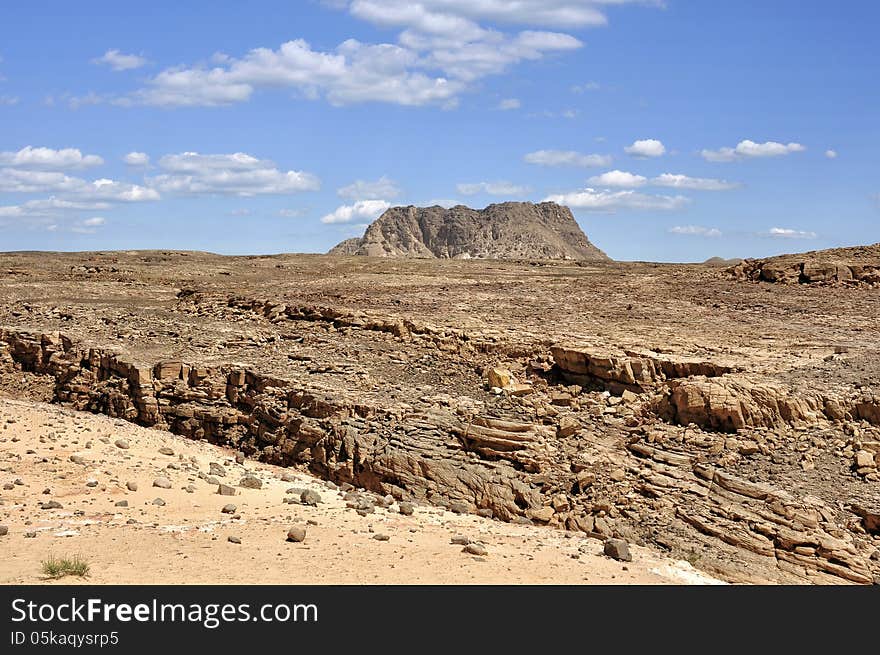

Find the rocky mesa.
[{"left": 329, "top": 201, "right": 609, "bottom": 261}]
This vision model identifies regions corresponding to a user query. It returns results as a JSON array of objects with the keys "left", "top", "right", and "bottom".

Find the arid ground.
[{"left": 1, "top": 250, "right": 879, "bottom": 584}]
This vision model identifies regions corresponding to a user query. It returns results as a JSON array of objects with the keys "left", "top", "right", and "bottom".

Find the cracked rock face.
[
  {"left": 329, "top": 202, "right": 609, "bottom": 261},
  {"left": 1, "top": 247, "right": 879, "bottom": 585}
]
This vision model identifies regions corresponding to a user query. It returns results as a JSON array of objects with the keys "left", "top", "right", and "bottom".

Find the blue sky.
[{"left": 0, "top": 0, "right": 877, "bottom": 261}]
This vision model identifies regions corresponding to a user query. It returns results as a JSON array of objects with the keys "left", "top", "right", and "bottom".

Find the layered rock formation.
[
  {"left": 329, "top": 202, "right": 609, "bottom": 261},
  {"left": 728, "top": 243, "right": 880, "bottom": 285}
]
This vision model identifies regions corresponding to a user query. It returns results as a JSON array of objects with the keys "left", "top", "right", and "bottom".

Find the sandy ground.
[{"left": 0, "top": 397, "right": 720, "bottom": 585}]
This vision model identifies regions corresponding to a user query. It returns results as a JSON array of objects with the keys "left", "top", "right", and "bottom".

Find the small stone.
[
  {"left": 287, "top": 526, "right": 306, "bottom": 543},
  {"left": 217, "top": 484, "right": 236, "bottom": 496},
  {"left": 69, "top": 455, "right": 87, "bottom": 465},
  {"left": 235, "top": 451, "right": 245, "bottom": 464},
  {"left": 204, "top": 475, "right": 219, "bottom": 485},
  {"left": 487, "top": 367, "right": 512, "bottom": 389},
  {"left": 40, "top": 500, "right": 63, "bottom": 510},
  {"left": 115, "top": 500, "right": 128, "bottom": 507},
  {"left": 25, "top": 531, "right": 36, "bottom": 538},
  {"left": 152, "top": 477, "right": 172, "bottom": 489},
  {"left": 604, "top": 538, "right": 632, "bottom": 562},
  {"left": 476, "top": 508, "right": 494, "bottom": 519},
  {"left": 621, "top": 389, "right": 639, "bottom": 404},
  {"left": 85, "top": 480, "right": 98, "bottom": 488},
  {"left": 557, "top": 415, "right": 580, "bottom": 438},
  {"left": 184, "top": 485, "right": 195, "bottom": 493},
  {"left": 228, "top": 536, "right": 241, "bottom": 544},
  {"left": 855, "top": 450, "right": 875, "bottom": 469},
  {"left": 451, "top": 535, "right": 470, "bottom": 545},
  {"left": 449, "top": 501, "right": 470, "bottom": 514},
  {"left": 0, "top": 525, "right": 8, "bottom": 537},
  {"left": 209, "top": 462, "right": 226, "bottom": 477},
  {"left": 115, "top": 439, "right": 130, "bottom": 449},
  {"left": 398, "top": 501, "right": 414, "bottom": 516},
  {"left": 126, "top": 481, "right": 138, "bottom": 492},
  {"left": 221, "top": 504, "right": 236, "bottom": 514},
  {"left": 373, "top": 534, "right": 390, "bottom": 541},
  {"left": 2, "top": 483, "right": 13, "bottom": 490},
  {"left": 281, "top": 471, "right": 298, "bottom": 483},
  {"left": 300, "top": 489, "right": 321, "bottom": 506},
  {"left": 152, "top": 497, "right": 166, "bottom": 506},
  {"left": 609, "top": 468, "right": 626, "bottom": 482},
  {"left": 463, "top": 543, "right": 487, "bottom": 556},
  {"left": 158, "top": 446, "right": 174, "bottom": 456},
  {"left": 239, "top": 475, "right": 262, "bottom": 490}
]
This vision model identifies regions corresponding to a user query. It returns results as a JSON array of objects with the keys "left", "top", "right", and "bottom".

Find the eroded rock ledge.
[{"left": 2, "top": 328, "right": 879, "bottom": 584}]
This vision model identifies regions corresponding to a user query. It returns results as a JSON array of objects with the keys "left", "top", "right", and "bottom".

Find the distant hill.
[
  {"left": 328, "top": 202, "right": 609, "bottom": 261},
  {"left": 727, "top": 243, "right": 880, "bottom": 285},
  {"left": 703, "top": 256, "right": 743, "bottom": 266}
]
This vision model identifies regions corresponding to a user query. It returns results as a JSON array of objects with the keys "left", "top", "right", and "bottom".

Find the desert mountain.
[{"left": 329, "top": 201, "right": 609, "bottom": 261}]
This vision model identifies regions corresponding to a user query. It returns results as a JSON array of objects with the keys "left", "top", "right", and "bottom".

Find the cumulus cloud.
[
  {"left": 145, "top": 151, "right": 320, "bottom": 196},
  {"left": 523, "top": 149, "right": 611, "bottom": 168},
  {"left": 0, "top": 146, "right": 104, "bottom": 170},
  {"left": 701, "top": 140, "right": 806, "bottom": 162},
  {"left": 320, "top": 199, "right": 391, "bottom": 224},
  {"left": 587, "top": 170, "right": 738, "bottom": 191},
  {"left": 825, "top": 149, "right": 838, "bottom": 159},
  {"left": 762, "top": 227, "right": 818, "bottom": 239},
  {"left": 497, "top": 98, "right": 520, "bottom": 110},
  {"left": 342, "top": 1, "right": 659, "bottom": 30},
  {"left": 543, "top": 187, "right": 688, "bottom": 212},
  {"left": 123, "top": 151, "right": 150, "bottom": 166},
  {"left": 456, "top": 181, "right": 531, "bottom": 196},
  {"left": 93, "top": 49, "right": 147, "bottom": 71},
  {"left": 0, "top": 197, "right": 110, "bottom": 218},
  {"left": 624, "top": 139, "right": 666, "bottom": 158},
  {"left": 71, "top": 216, "right": 107, "bottom": 233},
  {"left": 337, "top": 175, "right": 401, "bottom": 200},
  {"left": 115, "top": 0, "right": 659, "bottom": 109},
  {"left": 587, "top": 170, "right": 647, "bottom": 187},
  {"left": 0, "top": 95, "right": 19, "bottom": 106},
  {"left": 669, "top": 225, "right": 722, "bottom": 237},
  {"left": 0, "top": 168, "right": 158, "bottom": 201},
  {"left": 651, "top": 173, "right": 739, "bottom": 191}
]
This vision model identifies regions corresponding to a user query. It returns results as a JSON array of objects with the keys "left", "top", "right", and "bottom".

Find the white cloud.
[
  {"left": 523, "top": 149, "right": 611, "bottom": 167},
  {"left": 587, "top": 170, "right": 647, "bottom": 187},
  {"left": 825, "top": 149, "right": 838, "bottom": 159},
  {"left": 124, "top": 151, "right": 150, "bottom": 166},
  {"left": 0, "top": 197, "right": 111, "bottom": 218},
  {"left": 146, "top": 151, "right": 320, "bottom": 196},
  {"left": 337, "top": 175, "right": 401, "bottom": 199},
  {"left": 342, "top": 1, "right": 658, "bottom": 30},
  {"left": 320, "top": 199, "right": 391, "bottom": 224},
  {"left": 71, "top": 216, "right": 107, "bottom": 234},
  {"left": 227, "top": 208, "right": 253, "bottom": 216},
  {"left": 571, "top": 81, "right": 600, "bottom": 93},
  {"left": 624, "top": 138, "right": 666, "bottom": 158},
  {"left": 497, "top": 98, "right": 520, "bottom": 110},
  {"left": 68, "top": 92, "right": 108, "bottom": 109},
  {"left": 0, "top": 146, "right": 104, "bottom": 170},
  {"left": 456, "top": 181, "right": 531, "bottom": 196},
  {"left": 93, "top": 49, "right": 147, "bottom": 71},
  {"left": 763, "top": 227, "right": 818, "bottom": 239},
  {"left": 586, "top": 170, "right": 738, "bottom": 191},
  {"left": 543, "top": 187, "right": 688, "bottom": 212},
  {"left": 669, "top": 225, "right": 722, "bottom": 237},
  {"left": 278, "top": 208, "right": 308, "bottom": 218},
  {"left": 0, "top": 95, "right": 19, "bottom": 106},
  {"left": 0, "top": 168, "right": 158, "bottom": 201},
  {"left": 561, "top": 108, "right": 578, "bottom": 119},
  {"left": 651, "top": 173, "right": 739, "bottom": 191},
  {"left": 701, "top": 140, "right": 806, "bottom": 162}
]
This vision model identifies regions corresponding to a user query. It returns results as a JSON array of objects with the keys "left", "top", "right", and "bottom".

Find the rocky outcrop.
[
  {"left": 551, "top": 344, "right": 732, "bottom": 394},
  {"left": 329, "top": 202, "right": 609, "bottom": 261},
  {"left": 727, "top": 243, "right": 880, "bottom": 285},
  {"left": 0, "top": 329, "right": 544, "bottom": 520}
]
